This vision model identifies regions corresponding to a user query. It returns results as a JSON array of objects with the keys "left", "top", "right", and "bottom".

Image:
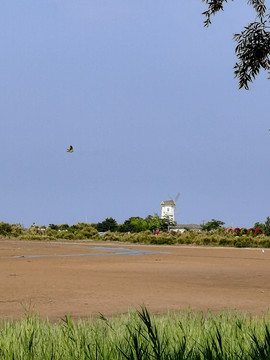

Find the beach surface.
[{"left": 0, "top": 239, "right": 269, "bottom": 320}]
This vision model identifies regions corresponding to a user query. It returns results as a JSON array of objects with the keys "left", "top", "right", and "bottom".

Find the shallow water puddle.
[{"left": 11, "top": 246, "right": 169, "bottom": 259}]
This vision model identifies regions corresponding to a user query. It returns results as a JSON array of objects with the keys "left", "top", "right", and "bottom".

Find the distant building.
[
  {"left": 160, "top": 200, "right": 176, "bottom": 222},
  {"left": 168, "top": 224, "right": 202, "bottom": 233}
]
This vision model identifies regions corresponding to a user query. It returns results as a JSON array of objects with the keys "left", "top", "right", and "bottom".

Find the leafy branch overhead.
[{"left": 202, "top": 0, "right": 270, "bottom": 89}]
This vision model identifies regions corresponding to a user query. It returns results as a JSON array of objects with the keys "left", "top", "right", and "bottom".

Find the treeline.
[
  {"left": 0, "top": 215, "right": 171, "bottom": 240},
  {"left": 202, "top": 217, "right": 270, "bottom": 236},
  {"left": 1, "top": 216, "right": 270, "bottom": 248},
  {"left": 94, "top": 215, "right": 172, "bottom": 233}
]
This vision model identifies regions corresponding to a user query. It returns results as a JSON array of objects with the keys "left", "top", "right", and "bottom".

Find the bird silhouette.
[{"left": 67, "top": 145, "right": 73, "bottom": 153}]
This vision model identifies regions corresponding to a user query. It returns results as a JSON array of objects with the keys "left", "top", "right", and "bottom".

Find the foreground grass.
[{"left": 1, "top": 308, "right": 270, "bottom": 359}]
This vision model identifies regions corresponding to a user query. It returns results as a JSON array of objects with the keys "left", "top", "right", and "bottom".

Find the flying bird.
[{"left": 67, "top": 145, "right": 73, "bottom": 153}]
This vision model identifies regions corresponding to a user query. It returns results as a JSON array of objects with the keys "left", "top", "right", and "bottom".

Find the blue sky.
[{"left": 0, "top": 0, "right": 269, "bottom": 228}]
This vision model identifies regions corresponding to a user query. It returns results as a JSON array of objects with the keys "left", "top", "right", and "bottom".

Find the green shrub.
[
  {"left": 75, "top": 227, "right": 98, "bottom": 239},
  {"left": 0, "top": 222, "right": 12, "bottom": 236},
  {"left": 234, "top": 237, "right": 253, "bottom": 248},
  {"left": 259, "top": 239, "right": 270, "bottom": 248},
  {"left": 45, "top": 228, "right": 57, "bottom": 237},
  {"left": 219, "top": 237, "right": 234, "bottom": 246},
  {"left": 240, "top": 228, "right": 248, "bottom": 235},
  {"left": 57, "top": 232, "right": 75, "bottom": 240},
  {"left": 202, "top": 237, "right": 211, "bottom": 245},
  {"left": 148, "top": 234, "right": 173, "bottom": 245},
  {"left": 102, "top": 231, "right": 121, "bottom": 242}
]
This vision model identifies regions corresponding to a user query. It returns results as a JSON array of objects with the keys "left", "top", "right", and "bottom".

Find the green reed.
[{"left": 0, "top": 307, "right": 270, "bottom": 359}]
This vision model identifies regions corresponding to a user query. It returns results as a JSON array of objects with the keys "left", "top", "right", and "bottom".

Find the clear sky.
[{"left": 0, "top": 0, "right": 269, "bottom": 228}]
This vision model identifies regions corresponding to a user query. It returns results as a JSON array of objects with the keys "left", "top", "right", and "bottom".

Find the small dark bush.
[
  {"left": 234, "top": 238, "right": 253, "bottom": 248},
  {"left": 0, "top": 222, "right": 12, "bottom": 235}
]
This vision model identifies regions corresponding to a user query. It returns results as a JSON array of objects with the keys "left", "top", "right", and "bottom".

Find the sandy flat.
[{"left": 0, "top": 239, "right": 269, "bottom": 321}]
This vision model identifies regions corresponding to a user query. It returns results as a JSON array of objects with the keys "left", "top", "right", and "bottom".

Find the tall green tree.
[
  {"left": 202, "top": 0, "right": 270, "bottom": 89},
  {"left": 264, "top": 216, "right": 270, "bottom": 236},
  {"left": 254, "top": 221, "right": 265, "bottom": 230},
  {"left": 201, "top": 219, "right": 225, "bottom": 231},
  {"left": 128, "top": 217, "right": 148, "bottom": 233},
  {"left": 97, "top": 217, "right": 118, "bottom": 232},
  {"left": 147, "top": 216, "right": 162, "bottom": 231}
]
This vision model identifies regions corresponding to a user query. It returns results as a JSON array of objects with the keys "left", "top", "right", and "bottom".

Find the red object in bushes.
[{"left": 255, "top": 228, "right": 264, "bottom": 235}]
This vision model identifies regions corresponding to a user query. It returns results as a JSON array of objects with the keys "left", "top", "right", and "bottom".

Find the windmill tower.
[{"left": 160, "top": 193, "right": 180, "bottom": 223}]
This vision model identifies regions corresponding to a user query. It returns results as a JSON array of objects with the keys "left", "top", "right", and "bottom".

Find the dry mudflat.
[{"left": 0, "top": 239, "right": 269, "bottom": 321}]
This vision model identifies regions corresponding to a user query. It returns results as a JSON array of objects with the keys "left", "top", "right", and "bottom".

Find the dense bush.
[
  {"left": 95, "top": 229, "right": 269, "bottom": 248},
  {"left": 0, "top": 222, "right": 12, "bottom": 235},
  {"left": 240, "top": 228, "right": 248, "bottom": 235}
]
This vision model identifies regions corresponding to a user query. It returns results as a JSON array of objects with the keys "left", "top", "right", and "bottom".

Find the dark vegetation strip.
[{"left": 1, "top": 221, "right": 270, "bottom": 248}]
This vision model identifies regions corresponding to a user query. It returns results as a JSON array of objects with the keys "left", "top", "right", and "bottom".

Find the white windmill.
[{"left": 160, "top": 193, "right": 180, "bottom": 223}]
